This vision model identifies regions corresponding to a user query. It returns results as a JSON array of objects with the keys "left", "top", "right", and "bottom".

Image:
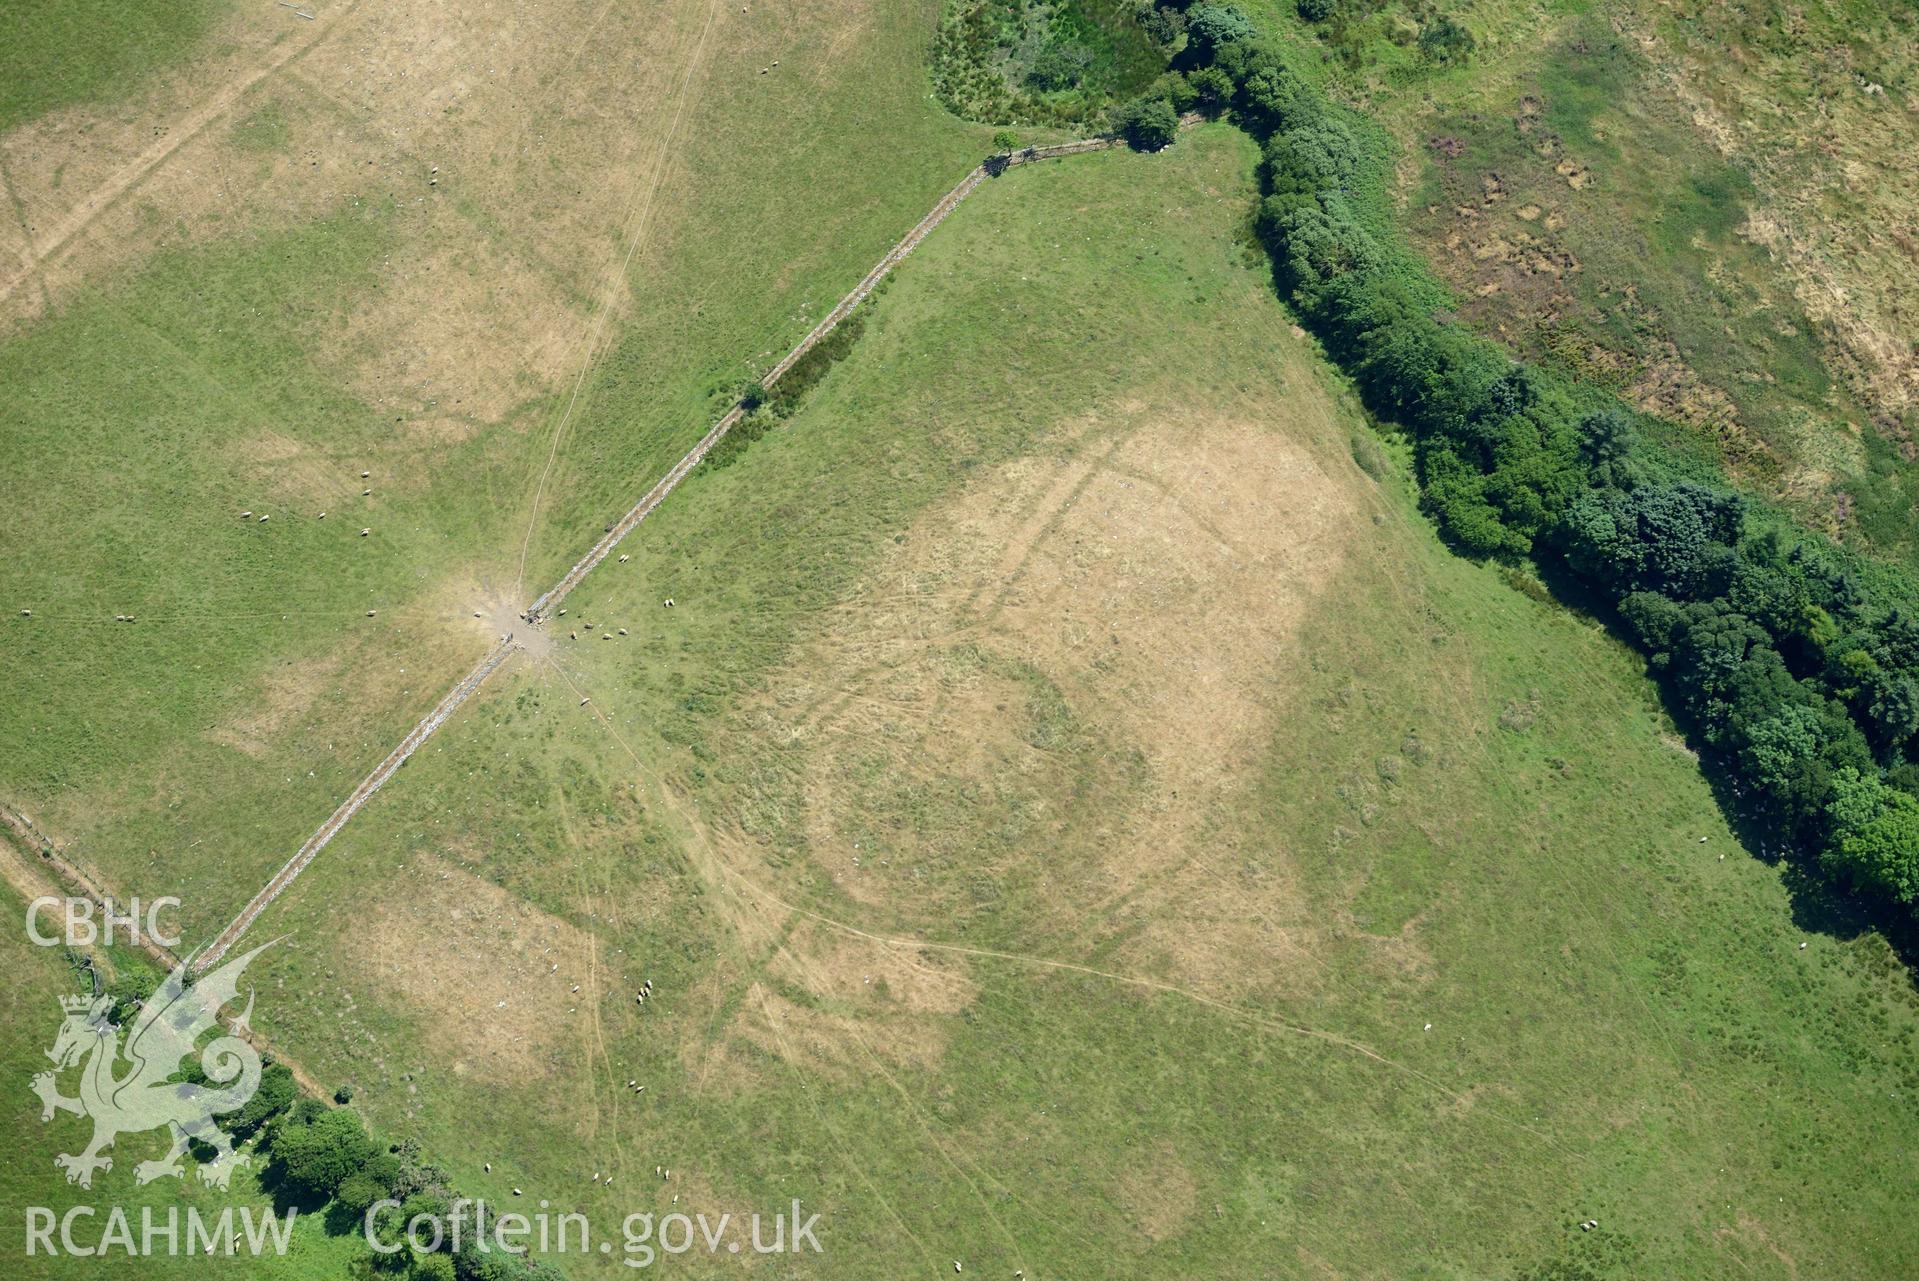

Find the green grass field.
[
  {"left": 0, "top": 0, "right": 229, "bottom": 132},
  {"left": 5, "top": 6, "right": 1918, "bottom": 1277},
  {"left": 230, "top": 127, "right": 1919, "bottom": 1278},
  {"left": 0, "top": 210, "right": 525, "bottom": 942},
  {"left": 0, "top": 0, "right": 992, "bottom": 944}
]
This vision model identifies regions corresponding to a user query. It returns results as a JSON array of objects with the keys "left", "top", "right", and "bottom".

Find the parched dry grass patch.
[
  {"left": 206, "top": 650, "right": 346, "bottom": 760},
  {"left": 777, "top": 919, "right": 979, "bottom": 1018},
  {"left": 341, "top": 851, "right": 594, "bottom": 1085},
  {"left": 793, "top": 639, "right": 1110, "bottom": 912},
  {"left": 767, "top": 401, "right": 1364, "bottom": 998},
  {"left": 725, "top": 982, "right": 946, "bottom": 1082},
  {"left": 0, "top": 0, "right": 708, "bottom": 450},
  {"left": 15, "top": 566, "right": 507, "bottom": 943},
  {"left": 0, "top": 1, "right": 323, "bottom": 319},
  {"left": 2, "top": 0, "right": 989, "bottom": 939},
  {"left": 1111, "top": 1140, "right": 1198, "bottom": 1244},
  {"left": 683, "top": 910, "right": 981, "bottom": 1091},
  {"left": 231, "top": 428, "right": 359, "bottom": 505},
  {"left": 314, "top": 235, "right": 585, "bottom": 434},
  {"left": 203, "top": 129, "right": 1919, "bottom": 1279}
]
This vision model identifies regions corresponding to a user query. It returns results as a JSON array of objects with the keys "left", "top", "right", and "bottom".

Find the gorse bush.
[
  {"left": 933, "top": 0, "right": 1173, "bottom": 127},
  {"left": 270, "top": 1101, "right": 378, "bottom": 1203},
  {"left": 1416, "top": 15, "right": 1474, "bottom": 64},
  {"left": 1283, "top": 0, "right": 1477, "bottom": 73},
  {"left": 1185, "top": 32, "right": 1919, "bottom": 923},
  {"left": 703, "top": 306, "right": 872, "bottom": 473}
]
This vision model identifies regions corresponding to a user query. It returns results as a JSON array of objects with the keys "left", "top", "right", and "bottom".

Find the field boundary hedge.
[{"left": 1149, "top": 13, "right": 1919, "bottom": 935}]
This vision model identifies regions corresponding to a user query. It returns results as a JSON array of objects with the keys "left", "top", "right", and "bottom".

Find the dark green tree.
[
  {"left": 1027, "top": 41, "right": 1092, "bottom": 92},
  {"left": 1187, "top": 4, "right": 1255, "bottom": 57},
  {"left": 1417, "top": 16, "right": 1475, "bottom": 64},
  {"left": 1561, "top": 483, "right": 1744, "bottom": 598},
  {"left": 270, "top": 1105, "right": 376, "bottom": 1203},
  {"left": 1187, "top": 66, "right": 1233, "bottom": 116},
  {"left": 1824, "top": 771, "right": 1919, "bottom": 903},
  {"left": 412, "top": 1254, "right": 458, "bottom": 1281},
  {"left": 1235, "top": 59, "right": 1315, "bottom": 136},
  {"left": 226, "top": 1063, "right": 298, "bottom": 1141},
  {"left": 1575, "top": 403, "right": 1637, "bottom": 489},
  {"left": 105, "top": 967, "right": 161, "bottom": 1026},
  {"left": 1114, "top": 96, "right": 1180, "bottom": 151}
]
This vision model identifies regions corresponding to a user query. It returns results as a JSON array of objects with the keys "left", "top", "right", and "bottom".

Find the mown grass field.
[
  {"left": 232, "top": 127, "right": 1919, "bottom": 1278},
  {"left": 0, "top": 0, "right": 991, "bottom": 943}
]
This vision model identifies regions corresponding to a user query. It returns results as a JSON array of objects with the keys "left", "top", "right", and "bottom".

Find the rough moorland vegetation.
[
  {"left": 1289, "top": 0, "right": 1476, "bottom": 72},
  {"left": 932, "top": 0, "right": 1172, "bottom": 126},
  {"left": 1112, "top": 8, "right": 1919, "bottom": 932}
]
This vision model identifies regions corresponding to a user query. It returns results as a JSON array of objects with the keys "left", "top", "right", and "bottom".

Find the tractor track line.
[
  {"left": 527, "top": 132, "right": 1138, "bottom": 617},
  {"left": 193, "top": 125, "right": 1176, "bottom": 970},
  {"left": 513, "top": 0, "right": 724, "bottom": 603},
  {"left": 0, "top": 0, "right": 364, "bottom": 308}
]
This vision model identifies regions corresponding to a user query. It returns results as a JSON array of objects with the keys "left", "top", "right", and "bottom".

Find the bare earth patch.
[
  {"left": 206, "top": 651, "right": 345, "bottom": 759},
  {"left": 341, "top": 852, "right": 593, "bottom": 1084}
]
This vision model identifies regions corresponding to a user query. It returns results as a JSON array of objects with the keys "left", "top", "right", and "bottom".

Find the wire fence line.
[
  {"left": 529, "top": 131, "right": 1140, "bottom": 620},
  {"left": 193, "top": 125, "right": 1172, "bottom": 969},
  {"left": 194, "top": 641, "right": 514, "bottom": 969}
]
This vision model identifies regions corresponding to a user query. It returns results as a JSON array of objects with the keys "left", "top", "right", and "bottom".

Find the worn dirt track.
[
  {"left": 0, "top": 0, "right": 365, "bottom": 308},
  {"left": 163, "top": 127, "right": 1174, "bottom": 970}
]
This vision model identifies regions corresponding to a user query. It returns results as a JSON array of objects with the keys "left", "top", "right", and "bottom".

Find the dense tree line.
[
  {"left": 62, "top": 953, "right": 557, "bottom": 1278},
  {"left": 258, "top": 1095, "right": 565, "bottom": 1279},
  {"left": 127, "top": 978, "right": 563, "bottom": 1281},
  {"left": 1119, "top": 12, "right": 1919, "bottom": 924}
]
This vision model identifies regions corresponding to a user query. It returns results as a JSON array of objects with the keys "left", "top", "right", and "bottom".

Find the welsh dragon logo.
[{"left": 31, "top": 942, "right": 272, "bottom": 1189}]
